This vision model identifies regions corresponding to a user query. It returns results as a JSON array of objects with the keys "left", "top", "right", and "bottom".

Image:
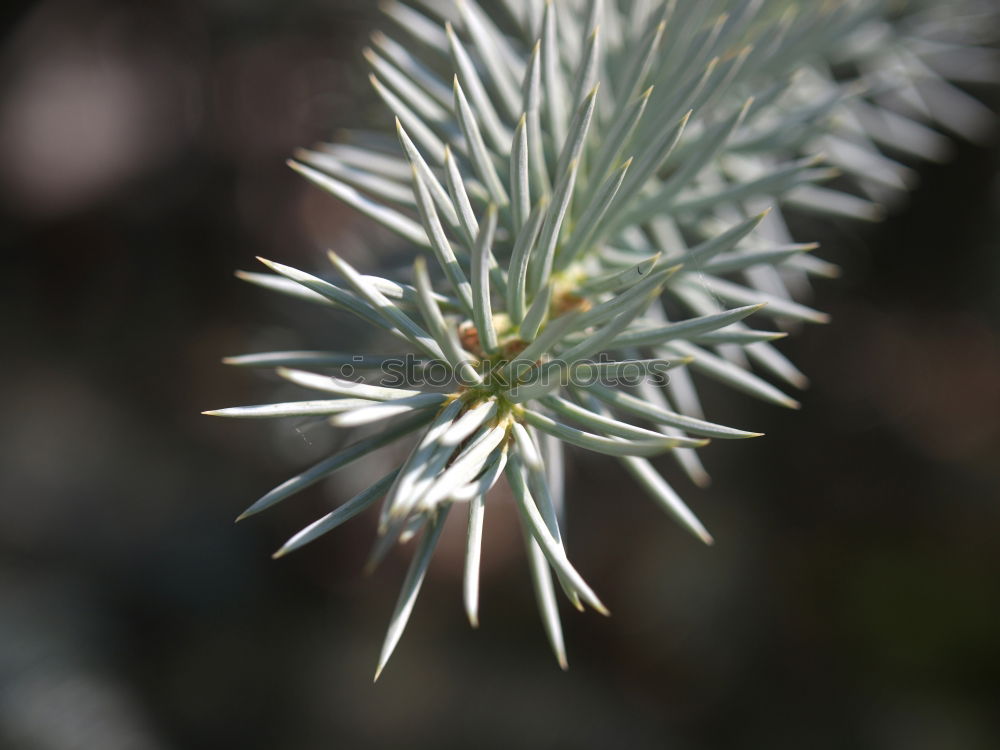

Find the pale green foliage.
[{"left": 208, "top": 0, "right": 996, "bottom": 677}]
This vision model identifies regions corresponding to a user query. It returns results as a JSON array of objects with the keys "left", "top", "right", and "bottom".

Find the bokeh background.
[{"left": 1, "top": 1, "right": 998, "bottom": 748}]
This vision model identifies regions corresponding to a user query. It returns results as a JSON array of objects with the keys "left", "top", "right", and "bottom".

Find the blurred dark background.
[{"left": 1, "top": 1, "right": 998, "bottom": 748}]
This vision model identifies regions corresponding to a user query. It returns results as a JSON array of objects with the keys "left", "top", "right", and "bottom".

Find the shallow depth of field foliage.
[{"left": 207, "top": 0, "right": 996, "bottom": 677}]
